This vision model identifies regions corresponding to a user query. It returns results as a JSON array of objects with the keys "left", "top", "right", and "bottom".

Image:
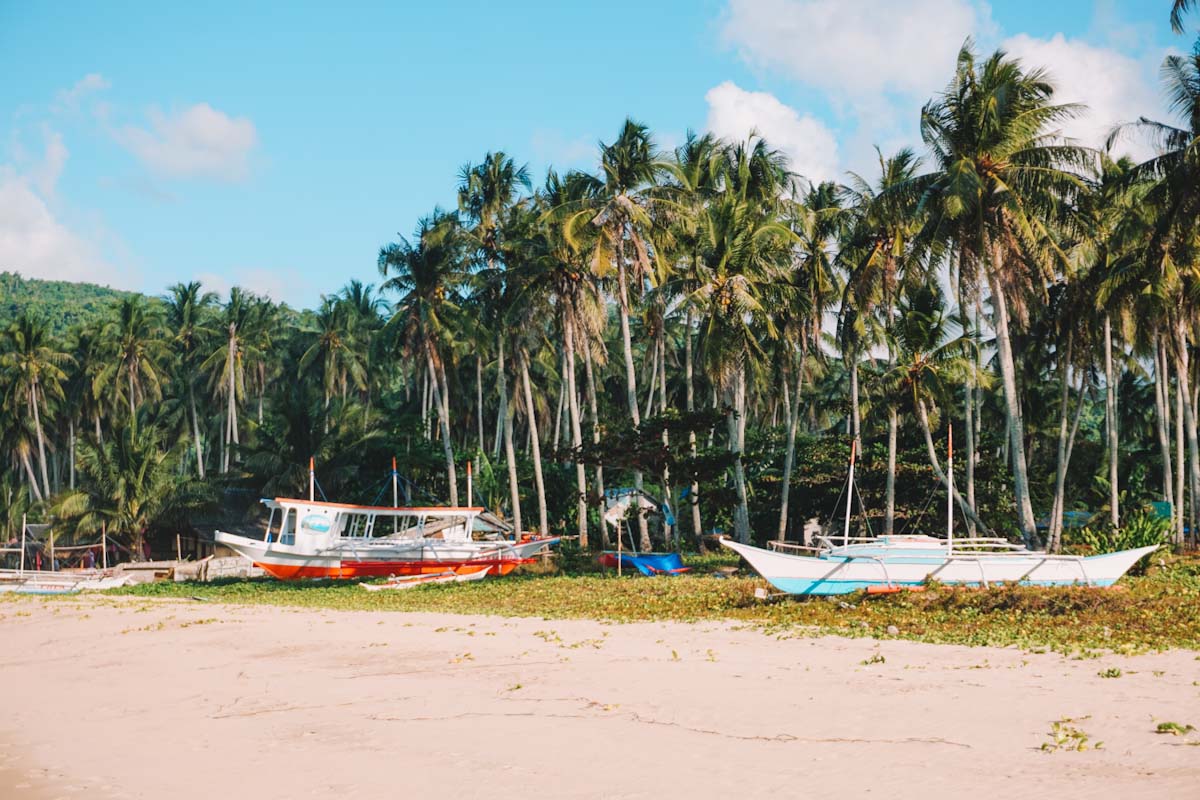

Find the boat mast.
[
  {"left": 946, "top": 427, "right": 953, "bottom": 552},
  {"left": 309, "top": 456, "right": 315, "bottom": 502},
  {"left": 843, "top": 439, "right": 856, "bottom": 546},
  {"left": 467, "top": 460, "right": 473, "bottom": 507}
]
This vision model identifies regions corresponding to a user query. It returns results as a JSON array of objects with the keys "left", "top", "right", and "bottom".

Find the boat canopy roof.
[{"left": 261, "top": 498, "right": 509, "bottom": 533}]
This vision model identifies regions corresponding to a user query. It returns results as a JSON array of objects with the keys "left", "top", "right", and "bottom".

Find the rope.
[{"left": 895, "top": 484, "right": 938, "bottom": 537}]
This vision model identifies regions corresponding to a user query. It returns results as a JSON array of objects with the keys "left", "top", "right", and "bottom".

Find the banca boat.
[
  {"left": 216, "top": 498, "right": 557, "bottom": 580},
  {"left": 723, "top": 432, "right": 1157, "bottom": 595}
]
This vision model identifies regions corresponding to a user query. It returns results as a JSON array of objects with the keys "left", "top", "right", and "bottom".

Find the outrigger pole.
[{"left": 843, "top": 439, "right": 856, "bottom": 546}]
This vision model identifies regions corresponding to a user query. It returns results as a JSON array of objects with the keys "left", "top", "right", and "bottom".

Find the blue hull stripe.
[{"left": 769, "top": 577, "right": 1119, "bottom": 596}]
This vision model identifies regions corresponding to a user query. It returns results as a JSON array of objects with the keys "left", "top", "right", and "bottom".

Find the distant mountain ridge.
[{"left": 0, "top": 271, "right": 137, "bottom": 335}]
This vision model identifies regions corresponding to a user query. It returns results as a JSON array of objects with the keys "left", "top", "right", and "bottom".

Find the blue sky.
[{"left": 0, "top": 1, "right": 1185, "bottom": 308}]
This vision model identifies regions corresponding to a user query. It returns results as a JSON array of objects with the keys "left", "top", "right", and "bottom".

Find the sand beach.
[{"left": 0, "top": 597, "right": 1197, "bottom": 798}]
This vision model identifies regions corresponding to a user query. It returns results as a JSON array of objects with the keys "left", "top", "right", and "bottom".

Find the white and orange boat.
[{"left": 215, "top": 498, "right": 557, "bottom": 580}]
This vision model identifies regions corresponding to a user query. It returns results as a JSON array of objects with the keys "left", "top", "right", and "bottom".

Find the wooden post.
[
  {"left": 101, "top": 522, "right": 108, "bottom": 569},
  {"left": 49, "top": 526, "right": 55, "bottom": 571},
  {"left": 176, "top": 532, "right": 182, "bottom": 561},
  {"left": 19, "top": 513, "right": 26, "bottom": 574}
]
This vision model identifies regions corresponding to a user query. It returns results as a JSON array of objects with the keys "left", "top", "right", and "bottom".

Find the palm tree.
[
  {"left": 380, "top": 211, "right": 467, "bottom": 507},
  {"left": 0, "top": 312, "right": 71, "bottom": 498},
  {"left": 664, "top": 132, "right": 724, "bottom": 542},
  {"left": 887, "top": 284, "right": 990, "bottom": 532},
  {"left": 458, "top": 152, "right": 532, "bottom": 526},
  {"left": 164, "top": 282, "right": 217, "bottom": 479},
  {"left": 777, "top": 182, "right": 842, "bottom": 540},
  {"left": 299, "top": 296, "right": 369, "bottom": 424},
  {"left": 918, "top": 42, "right": 1089, "bottom": 543},
  {"left": 54, "top": 420, "right": 188, "bottom": 562},
  {"left": 100, "top": 296, "right": 168, "bottom": 423},
  {"left": 692, "top": 177, "right": 796, "bottom": 542},
  {"left": 1171, "top": 0, "right": 1196, "bottom": 33},
  {"left": 561, "top": 119, "right": 668, "bottom": 549},
  {"left": 840, "top": 148, "right": 923, "bottom": 534},
  {"left": 201, "top": 288, "right": 257, "bottom": 473},
  {"left": 1113, "top": 42, "right": 1200, "bottom": 542}
]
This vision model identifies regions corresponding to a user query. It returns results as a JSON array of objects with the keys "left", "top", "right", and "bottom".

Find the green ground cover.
[{"left": 76, "top": 552, "right": 1200, "bottom": 654}]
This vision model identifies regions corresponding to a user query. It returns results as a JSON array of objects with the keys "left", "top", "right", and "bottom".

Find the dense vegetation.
[
  {"left": 4, "top": 18, "right": 1200, "bottom": 562},
  {"left": 0, "top": 272, "right": 132, "bottom": 336}
]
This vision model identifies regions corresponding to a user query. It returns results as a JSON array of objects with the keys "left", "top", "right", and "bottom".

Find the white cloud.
[
  {"left": 1002, "top": 33, "right": 1160, "bottom": 160},
  {"left": 704, "top": 81, "right": 839, "bottom": 183},
  {"left": 117, "top": 103, "right": 258, "bottom": 181},
  {"left": 0, "top": 175, "right": 125, "bottom": 286},
  {"left": 195, "top": 268, "right": 314, "bottom": 308},
  {"left": 721, "top": 0, "right": 984, "bottom": 100},
  {"left": 31, "top": 128, "right": 67, "bottom": 198},
  {"left": 54, "top": 73, "right": 111, "bottom": 112}
]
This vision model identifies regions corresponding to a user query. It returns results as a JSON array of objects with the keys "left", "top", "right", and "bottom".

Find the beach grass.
[{"left": 14, "top": 552, "right": 1199, "bottom": 654}]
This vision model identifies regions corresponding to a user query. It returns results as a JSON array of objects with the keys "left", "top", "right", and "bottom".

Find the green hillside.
[{"left": 0, "top": 271, "right": 134, "bottom": 335}]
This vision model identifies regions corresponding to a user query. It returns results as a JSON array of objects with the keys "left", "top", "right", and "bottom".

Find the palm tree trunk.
[
  {"left": 1049, "top": 331, "right": 1077, "bottom": 553},
  {"left": 584, "top": 343, "right": 606, "bottom": 548},
  {"left": 849, "top": 353, "right": 861, "bottom": 450},
  {"left": 728, "top": 366, "right": 751, "bottom": 543},
  {"left": 1103, "top": 314, "right": 1120, "bottom": 527},
  {"left": 127, "top": 370, "right": 137, "bottom": 421},
  {"left": 519, "top": 355, "right": 548, "bottom": 535},
  {"left": 1153, "top": 333, "right": 1175, "bottom": 532},
  {"left": 93, "top": 412, "right": 101, "bottom": 445},
  {"left": 476, "top": 356, "right": 485, "bottom": 454},
  {"left": 984, "top": 258, "right": 1037, "bottom": 542},
  {"left": 563, "top": 319, "right": 588, "bottom": 547},
  {"left": 497, "top": 334, "right": 521, "bottom": 533},
  {"left": 657, "top": 324, "right": 673, "bottom": 547},
  {"left": 684, "top": 307, "right": 703, "bottom": 545},
  {"left": 188, "top": 383, "right": 205, "bottom": 480},
  {"left": 884, "top": 405, "right": 897, "bottom": 535},
  {"left": 1174, "top": 320, "right": 1200, "bottom": 546},
  {"left": 21, "top": 449, "right": 43, "bottom": 503},
  {"left": 777, "top": 354, "right": 805, "bottom": 541},
  {"left": 425, "top": 345, "right": 459, "bottom": 507},
  {"left": 552, "top": 351, "right": 566, "bottom": 451},
  {"left": 615, "top": 255, "right": 649, "bottom": 551},
  {"left": 30, "top": 382, "right": 51, "bottom": 499},
  {"left": 915, "top": 398, "right": 991, "bottom": 534},
  {"left": 68, "top": 419, "right": 75, "bottom": 491},
  {"left": 1176, "top": 355, "right": 1187, "bottom": 543},
  {"left": 961, "top": 283, "right": 977, "bottom": 536}
]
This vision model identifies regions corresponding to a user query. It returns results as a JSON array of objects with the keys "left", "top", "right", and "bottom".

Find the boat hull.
[
  {"left": 721, "top": 538, "right": 1159, "bottom": 596},
  {"left": 215, "top": 532, "right": 555, "bottom": 580}
]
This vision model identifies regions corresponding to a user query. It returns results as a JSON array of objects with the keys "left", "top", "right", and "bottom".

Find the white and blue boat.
[
  {"left": 721, "top": 534, "right": 1158, "bottom": 595},
  {"left": 723, "top": 431, "right": 1158, "bottom": 595}
]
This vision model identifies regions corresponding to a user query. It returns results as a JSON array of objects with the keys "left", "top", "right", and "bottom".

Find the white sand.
[{"left": 1, "top": 597, "right": 1198, "bottom": 799}]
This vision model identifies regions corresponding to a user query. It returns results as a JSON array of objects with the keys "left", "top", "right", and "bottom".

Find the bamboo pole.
[
  {"left": 466, "top": 460, "right": 473, "bottom": 508},
  {"left": 19, "top": 513, "right": 26, "bottom": 573},
  {"left": 101, "top": 522, "right": 107, "bottom": 569}
]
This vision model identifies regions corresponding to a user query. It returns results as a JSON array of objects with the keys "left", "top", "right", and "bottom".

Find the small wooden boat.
[{"left": 359, "top": 566, "right": 491, "bottom": 591}]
